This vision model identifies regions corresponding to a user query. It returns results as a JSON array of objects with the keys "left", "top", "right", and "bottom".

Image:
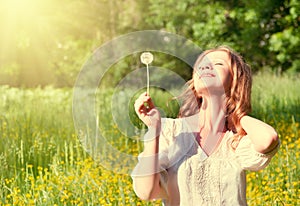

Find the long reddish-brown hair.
[{"left": 177, "top": 46, "right": 252, "bottom": 149}]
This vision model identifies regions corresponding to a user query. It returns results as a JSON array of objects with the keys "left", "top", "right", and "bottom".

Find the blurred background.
[
  {"left": 0, "top": 0, "right": 299, "bottom": 88},
  {"left": 0, "top": 1, "right": 299, "bottom": 205}
]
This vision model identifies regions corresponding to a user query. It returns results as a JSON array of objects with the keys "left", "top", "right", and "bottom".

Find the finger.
[
  {"left": 147, "top": 97, "right": 155, "bottom": 109},
  {"left": 135, "top": 94, "right": 147, "bottom": 108},
  {"left": 138, "top": 92, "right": 148, "bottom": 99},
  {"left": 135, "top": 105, "right": 146, "bottom": 116},
  {"left": 137, "top": 94, "right": 153, "bottom": 105},
  {"left": 139, "top": 107, "right": 147, "bottom": 115},
  {"left": 135, "top": 101, "right": 148, "bottom": 116},
  {"left": 142, "top": 97, "right": 154, "bottom": 110},
  {"left": 134, "top": 98, "right": 145, "bottom": 108},
  {"left": 135, "top": 95, "right": 150, "bottom": 109},
  {"left": 134, "top": 93, "right": 154, "bottom": 115},
  {"left": 134, "top": 100, "right": 144, "bottom": 114}
]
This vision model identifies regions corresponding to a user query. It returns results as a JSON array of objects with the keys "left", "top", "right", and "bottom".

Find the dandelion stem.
[{"left": 146, "top": 64, "right": 150, "bottom": 95}]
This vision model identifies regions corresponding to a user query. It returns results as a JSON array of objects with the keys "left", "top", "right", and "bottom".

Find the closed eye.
[{"left": 215, "top": 62, "right": 223, "bottom": 66}]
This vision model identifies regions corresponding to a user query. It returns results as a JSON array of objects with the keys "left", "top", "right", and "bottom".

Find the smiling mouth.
[{"left": 200, "top": 73, "right": 216, "bottom": 78}]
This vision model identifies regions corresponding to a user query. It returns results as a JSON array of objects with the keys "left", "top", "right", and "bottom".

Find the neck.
[
  {"left": 195, "top": 91, "right": 227, "bottom": 155},
  {"left": 199, "top": 91, "right": 227, "bottom": 133}
]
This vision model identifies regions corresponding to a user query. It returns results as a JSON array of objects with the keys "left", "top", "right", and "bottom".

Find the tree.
[
  {"left": 268, "top": 0, "right": 300, "bottom": 73},
  {"left": 143, "top": 0, "right": 300, "bottom": 73}
]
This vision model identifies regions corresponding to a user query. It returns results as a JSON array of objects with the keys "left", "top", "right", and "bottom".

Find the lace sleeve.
[
  {"left": 158, "top": 118, "right": 176, "bottom": 167},
  {"left": 131, "top": 118, "right": 175, "bottom": 175},
  {"left": 235, "top": 136, "right": 280, "bottom": 171}
]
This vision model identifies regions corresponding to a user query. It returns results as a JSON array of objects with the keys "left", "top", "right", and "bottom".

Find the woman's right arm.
[{"left": 132, "top": 93, "right": 166, "bottom": 200}]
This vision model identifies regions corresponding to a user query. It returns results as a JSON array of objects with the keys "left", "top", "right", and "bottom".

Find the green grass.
[{"left": 0, "top": 72, "right": 299, "bottom": 205}]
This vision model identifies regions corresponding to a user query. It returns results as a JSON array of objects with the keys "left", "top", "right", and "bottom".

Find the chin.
[{"left": 195, "top": 84, "right": 226, "bottom": 96}]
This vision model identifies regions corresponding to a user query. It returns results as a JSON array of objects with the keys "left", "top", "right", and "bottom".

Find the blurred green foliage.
[{"left": 0, "top": 0, "right": 299, "bottom": 87}]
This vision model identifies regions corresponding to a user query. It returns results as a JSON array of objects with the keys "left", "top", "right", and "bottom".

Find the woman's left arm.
[{"left": 240, "top": 115, "right": 279, "bottom": 154}]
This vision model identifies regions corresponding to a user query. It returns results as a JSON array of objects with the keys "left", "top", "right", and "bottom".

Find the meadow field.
[{"left": 0, "top": 72, "right": 299, "bottom": 206}]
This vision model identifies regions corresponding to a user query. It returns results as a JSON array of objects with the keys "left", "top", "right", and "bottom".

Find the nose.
[{"left": 199, "top": 65, "right": 212, "bottom": 70}]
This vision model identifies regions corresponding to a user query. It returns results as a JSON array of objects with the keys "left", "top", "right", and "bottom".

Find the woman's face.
[{"left": 193, "top": 50, "right": 232, "bottom": 96}]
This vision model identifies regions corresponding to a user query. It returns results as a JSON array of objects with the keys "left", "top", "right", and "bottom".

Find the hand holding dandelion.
[{"left": 140, "top": 52, "right": 153, "bottom": 95}]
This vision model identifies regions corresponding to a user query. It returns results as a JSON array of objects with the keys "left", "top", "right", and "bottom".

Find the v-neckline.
[{"left": 195, "top": 131, "right": 228, "bottom": 159}]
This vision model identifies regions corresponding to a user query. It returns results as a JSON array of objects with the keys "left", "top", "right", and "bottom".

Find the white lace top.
[{"left": 135, "top": 118, "right": 279, "bottom": 206}]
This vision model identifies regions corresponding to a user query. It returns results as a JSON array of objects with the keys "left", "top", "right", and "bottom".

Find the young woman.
[{"left": 132, "top": 46, "right": 280, "bottom": 205}]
